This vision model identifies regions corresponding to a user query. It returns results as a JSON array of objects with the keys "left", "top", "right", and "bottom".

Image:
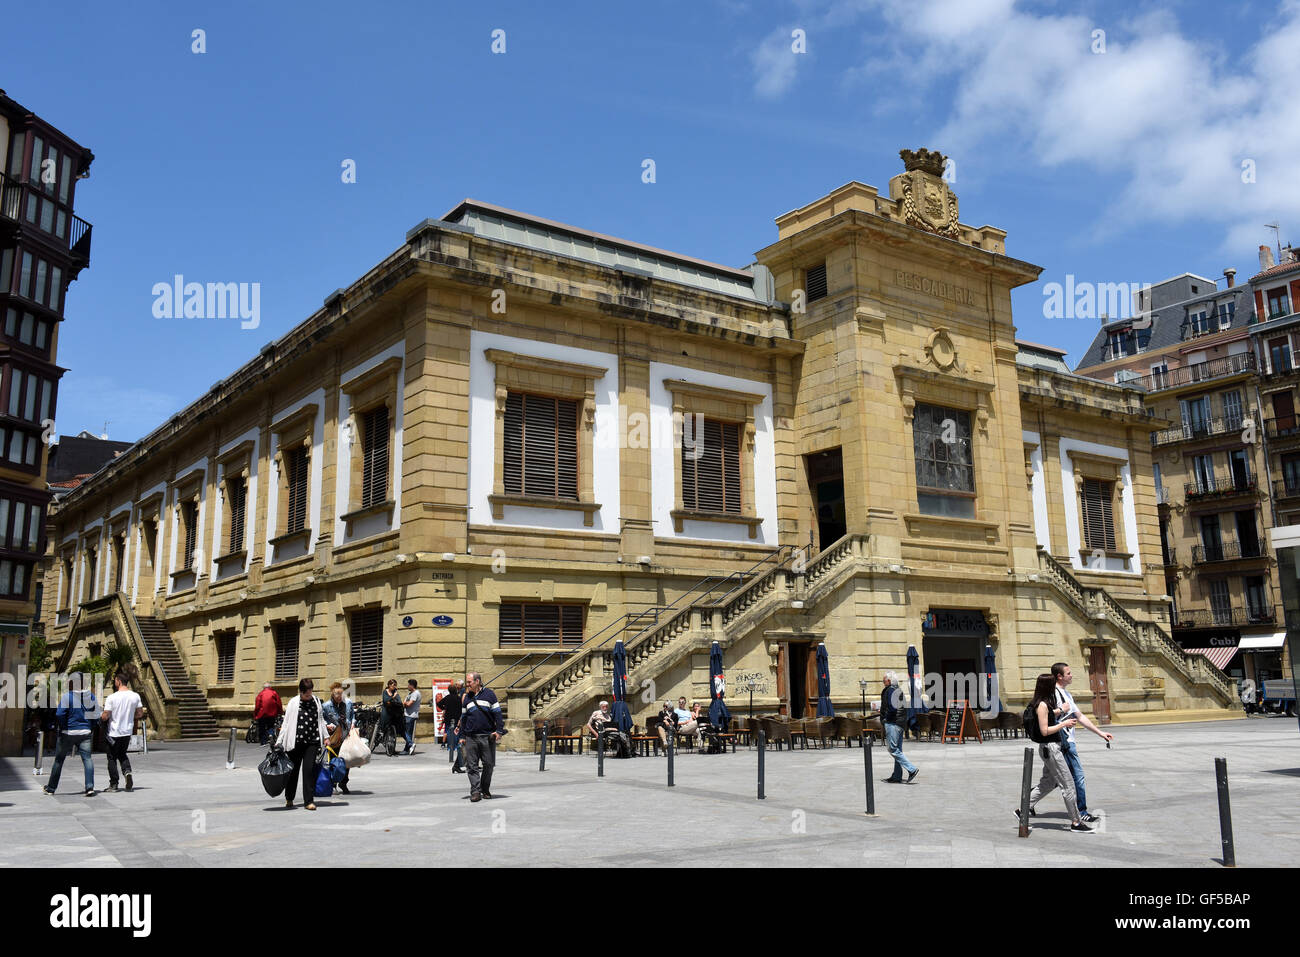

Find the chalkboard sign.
[{"left": 941, "top": 700, "right": 983, "bottom": 744}]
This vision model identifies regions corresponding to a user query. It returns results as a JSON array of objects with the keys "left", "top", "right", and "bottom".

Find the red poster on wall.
[{"left": 432, "top": 679, "right": 451, "bottom": 740}]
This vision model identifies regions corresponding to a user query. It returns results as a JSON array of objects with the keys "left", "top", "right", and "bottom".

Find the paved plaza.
[{"left": 1, "top": 718, "right": 1296, "bottom": 868}]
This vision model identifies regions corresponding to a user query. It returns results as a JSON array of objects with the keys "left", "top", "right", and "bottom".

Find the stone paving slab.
[{"left": 1, "top": 718, "right": 1297, "bottom": 867}]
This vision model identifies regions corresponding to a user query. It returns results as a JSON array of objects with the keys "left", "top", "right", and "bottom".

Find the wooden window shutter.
[
  {"left": 216, "top": 633, "right": 236, "bottom": 683},
  {"left": 499, "top": 602, "right": 585, "bottom": 647},
  {"left": 560, "top": 604, "right": 585, "bottom": 646},
  {"left": 182, "top": 502, "right": 197, "bottom": 570},
  {"left": 228, "top": 478, "right": 246, "bottom": 552},
  {"left": 806, "top": 262, "right": 828, "bottom": 302},
  {"left": 499, "top": 603, "right": 523, "bottom": 646},
  {"left": 361, "top": 405, "right": 389, "bottom": 509},
  {"left": 506, "top": 393, "right": 579, "bottom": 499},
  {"left": 721, "top": 422, "right": 740, "bottom": 512},
  {"left": 683, "top": 418, "right": 741, "bottom": 513},
  {"left": 349, "top": 608, "right": 383, "bottom": 674},
  {"left": 274, "top": 621, "right": 300, "bottom": 679},
  {"left": 286, "top": 447, "right": 308, "bottom": 534},
  {"left": 1080, "top": 479, "right": 1116, "bottom": 551}
]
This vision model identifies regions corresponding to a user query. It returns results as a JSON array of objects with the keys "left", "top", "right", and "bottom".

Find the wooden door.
[
  {"left": 805, "top": 646, "right": 820, "bottom": 716},
  {"left": 1088, "top": 647, "right": 1111, "bottom": 724},
  {"left": 775, "top": 643, "right": 788, "bottom": 716},
  {"left": 1273, "top": 390, "right": 1296, "bottom": 433}
]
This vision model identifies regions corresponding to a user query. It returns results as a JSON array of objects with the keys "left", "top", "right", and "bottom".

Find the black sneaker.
[
  {"left": 84, "top": 788, "right": 95, "bottom": 797},
  {"left": 104, "top": 784, "right": 119, "bottom": 793},
  {"left": 42, "top": 786, "right": 54, "bottom": 796},
  {"left": 481, "top": 791, "right": 493, "bottom": 799},
  {"left": 883, "top": 777, "right": 903, "bottom": 783},
  {"left": 907, "top": 769, "right": 920, "bottom": 783},
  {"left": 125, "top": 774, "right": 133, "bottom": 792},
  {"left": 1070, "top": 821, "right": 1095, "bottom": 833}
]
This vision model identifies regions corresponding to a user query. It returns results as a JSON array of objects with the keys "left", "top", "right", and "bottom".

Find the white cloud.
[
  {"left": 752, "top": 26, "right": 804, "bottom": 99},
  {"left": 845, "top": 0, "right": 1300, "bottom": 254}
]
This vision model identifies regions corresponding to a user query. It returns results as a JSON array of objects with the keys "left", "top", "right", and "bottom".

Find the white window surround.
[
  {"left": 649, "top": 360, "right": 776, "bottom": 544},
  {"left": 1023, "top": 430, "right": 1050, "bottom": 552},
  {"left": 468, "top": 330, "right": 620, "bottom": 533},
  {"left": 265, "top": 388, "right": 325, "bottom": 564},
  {"left": 333, "top": 344, "right": 405, "bottom": 546},
  {"left": 130, "top": 481, "right": 166, "bottom": 605},
  {"left": 1058, "top": 438, "right": 1140, "bottom": 575},
  {"left": 211, "top": 427, "right": 259, "bottom": 579},
  {"left": 107, "top": 502, "right": 132, "bottom": 598},
  {"left": 75, "top": 520, "right": 104, "bottom": 603},
  {"left": 167, "top": 457, "right": 208, "bottom": 592}
]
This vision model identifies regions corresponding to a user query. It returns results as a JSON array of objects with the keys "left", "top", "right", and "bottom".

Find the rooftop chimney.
[
  {"left": 1261, "top": 245, "right": 1275, "bottom": 270},
  {"left": 1224, "top": 267, "right": 1236, "bottom": 288}
]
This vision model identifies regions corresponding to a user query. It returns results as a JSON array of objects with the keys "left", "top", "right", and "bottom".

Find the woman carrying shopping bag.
[
  {"left": 321, "top": 681, "right": 356, "bottom": 795},
  {"left": 275, "top": 677, "right": 329, "bottom": 810}
]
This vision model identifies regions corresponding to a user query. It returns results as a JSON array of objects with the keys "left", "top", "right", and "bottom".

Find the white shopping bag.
[{"left": 339, "top": 727, "right": 371, "bottom": 768}]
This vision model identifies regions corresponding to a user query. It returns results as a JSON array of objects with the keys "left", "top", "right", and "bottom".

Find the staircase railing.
[{"left": 1037, "top": 549, "right": 1235, "bottom": 703}]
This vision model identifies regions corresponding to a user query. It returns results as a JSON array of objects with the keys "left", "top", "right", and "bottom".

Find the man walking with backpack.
[
  {"left": 455, "top": 672, "right": 505, "bottom": 802},
  {"left": 1050, "top": 661, "right": 1112, "bottom": 824}
]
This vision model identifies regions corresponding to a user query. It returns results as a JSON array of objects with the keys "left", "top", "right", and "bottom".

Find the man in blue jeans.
[
  {"left": 44, "top": 680, "right": 99, "bottom": 796},
  {"left": 1051, "top": 661, "right": 1113, "bottom": 823},
  {"left": 402, "top": 679, "right": 421, "bottom": 755},
  {"left": 880, "top": 671, "right": 919, "bottom": 784}
]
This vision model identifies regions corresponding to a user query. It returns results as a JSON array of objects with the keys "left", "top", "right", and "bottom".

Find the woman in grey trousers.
[{"left": 1018, "top": 673, "right": 1094, "bottom": 833}]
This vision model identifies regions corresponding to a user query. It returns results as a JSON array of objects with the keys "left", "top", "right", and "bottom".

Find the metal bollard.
[
  {"left": 34, "top": 731, "right": 44, "bottom": 776},
  {"left": 597, "top": 731, "right": 605, "bottom": 778},
  {"left": 863, "top": 733, "right": 874, "bottom": 815},
  {"left": 226, "top": 727, "right": 237, "bottom": 769},
  {"left": 757, "top": 730, "right": 766, "bottom": 800},
  {"left": 1018, "top": 747, "right": 1035, "bottom": 838},
  {"left": 538, "top": 721, "right": 548, "bottom": 772},
  {"left": 667, "top": 735, "right": 675, "bottom": 787},
  {"left": 1215, "top": 757, "right": 1236, "bottom": 867}
]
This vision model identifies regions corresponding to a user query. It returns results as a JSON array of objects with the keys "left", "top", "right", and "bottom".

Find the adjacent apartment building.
[
  {"left": 0, "top": 90, "right": 94, "bottom": 752},
  {"left": 1075, "top": 258, "right": 1295, "bottom": 695},
  {"left": 42, "top": 150, "right": 1236, "bottom": 746}
]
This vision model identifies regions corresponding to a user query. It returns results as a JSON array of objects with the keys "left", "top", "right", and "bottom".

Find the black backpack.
[{"left": 1022, "top": 702, "right": 1046, "bottom": 743}]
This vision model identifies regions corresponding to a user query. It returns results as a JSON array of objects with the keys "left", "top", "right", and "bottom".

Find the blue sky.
[{"left": 8, "top": 0, "right": 1300, "bottom": 442}]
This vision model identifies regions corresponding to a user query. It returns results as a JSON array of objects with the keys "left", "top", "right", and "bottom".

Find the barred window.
[
  {"left": 361, "top": 405, "right": 389, "bottom": 509},
  {"left": 805, "top": 262, "right": 828, "bottom": 303},
  {"left": 682, "top": 418, "right": 742, "bottom": 513},
  {"left": 498, "top": 602, "right": 585, "bottom": 647},
  {"left": 215, "top": 632, "right": 236, "bottom": 683},
  {"left": 1080, "top": 479, "right": 1117, "bottom": 551},
  {"left": 503, "top": 392, "right": 578, "bottom": 499},
  {"left": 274, "top": 621, "right": 300, "bottom": 680},
  {"left": 285, "top": 446, "right": 309, "bottom": 534},
  {"left": 227, "top": 477, "right": 246, "bottom": 553},
  {"left": 912, "top": 403, "right": 975, "bottom": 518},
  {"left": 349, "top": 608, "right": 383, "bottom": 674}
]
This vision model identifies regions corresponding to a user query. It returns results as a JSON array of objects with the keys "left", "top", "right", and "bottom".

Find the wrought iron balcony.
[
  {"left": 1264, "top": 416, "right": 1300, "bottom": 442},
  {"left": 1162, "top": 546, "right": 1177, "bottom": 566},
  {"left": 1157, "top": 485, "right": 1170, "bottom": 505},
  {"left": 0, "top": 171, "right": 92, "bottom": 268},
  {"left": 1130, "top": 352, "right": 1256, "bottom": 393},
  {"left": 1184, "top": 473, "right": 1258, "bottom": 501},
  {"left": 1173, "top": 605, "right": 1276, "bottom": 628},
  {"left": 1151, "top": 414, "right": 1251, "bottom": 448},
  {"left": 1274, "top": 478, "right": 1300, "bottom": 500},
  {"left": 1191, "top": 538, "right": 1266, "bottom": 564}
]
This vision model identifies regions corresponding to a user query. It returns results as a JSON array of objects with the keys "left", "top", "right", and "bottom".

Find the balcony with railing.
[
  {"left": 0, "top": 171, "right": 93, "bottom": 268},
  {"left": 1173, "top": 604, "right": 1277, "bottom": 628},
  {"left": 1162, "top": 546, "right": 1177, "bottom": 566},
  {"left": 1191, "top": 537, "right": 1267, "bottom": 565},
  {"left": 1274, "top": 477, "right": 1300, "bottom": 501},
  {"left": 1263, "top": 416, "right": 1300, "bottom": 443},
  {"left": 1157, "top": 485, "right": 1170, "bottom": 506},
  {"left": 1130, "top": 352, "right": 1256, "bottom": 393},
  {"left": 1184, "top": 472, "right": 1258, "bottom": 502},
  {"left": 1151, "top": 414, "right": 1252, "bottom": 448}
]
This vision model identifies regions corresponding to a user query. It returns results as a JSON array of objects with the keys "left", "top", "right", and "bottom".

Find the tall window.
[
  {"left": 1107, "top": 330, "right": 1134, "bottom": 358},
  {"left": 1200, "top": 514, "right": 1223, "bottom": 561},
  {"left": 274, "top": 621, "right": 300, "bottom": 680},
  {"left": 226, "top": 477, "right": 246, "bottom": 553},
  {"left": 0, "top": 496, "right": 42, "bottom": 552},
  {"left": 285, "top": 446, "right": 308, "bottom": 534},
  {"left": 1244, "top": 576, "right": 1268, "bottom": 620},
  {"left": 1208, "top": 579, "right": 1232, "bottom": 624},
  {"left": 360, "top": 405, "right": 390, "bottom": 508},
  {"left": 1181, "top": 395, "right": 1210, "bottom": 436},
  {"left": 1218, "top": 301, "right": 1235, "bottom": 328},
  {"left": 180, "top": 500, "right": 198, "bottom": 571},
  {"left": 215, "top": 633, "right": 236, "bottom": 683},
  {"left": 0, "top": 559, "right": 29, "bottom": 597},
  {"left": 1270, "top": 337, "right": 1292, "bottom": 374},
  {"left": 681, "top": 418, "right": 742, "bottom": 513},
  {"left": 1191, "top": 453, "right": 1215, "bottom": 493},
  {"left": 503, "top": 392, "right": 578, "bottom": 500},
  {"left": 1221, "top": 391, "right": 1243, "bottom": 429},
  {"left": 912, "top": 403, "right": 975, "bottom": 518},
  {"left": 498, "top": 602, "right": 585, "bottom": 647},
  {"left": 1080, "top": 479, "right": 1116, "bottom": 551},
  {"left": 1267, "top": 287, "right": 1291, "bottom": 319},
  {"left": 1188, "top": 311, "right": 1210, "bottom": 336},
  {"left": 349, "top": 608, "right": 383, "bottom": 674}
]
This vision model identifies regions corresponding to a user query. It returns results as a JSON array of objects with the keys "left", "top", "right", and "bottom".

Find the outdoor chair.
[
  {"left": 979, "top": 715, "right": 999, "bottom": 740},
  {"left": 834, "top": 714, "right": 863, "bottom": 746},
  {"left": 862, "top": 715, "right": 884, "bottom": 742},
  {"left": 997, "top": 711, "right": 1021, "bottom": 738},
  {"left": 805, "top": 716, "right": 837, "bottom": 748},
  {"left": 758, "top": 716, "right": 792, "bottom": 750},
  {"left": 912, "top": 712, "right": 932, "bottom": 741}
]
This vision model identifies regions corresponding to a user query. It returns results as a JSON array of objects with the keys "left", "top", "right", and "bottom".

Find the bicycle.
[
  {"left": 245, "top": 714, "right": 283, "bottom": 745},
  {"left": 354, "top": 704, "right": 398, "bottom": 757}
]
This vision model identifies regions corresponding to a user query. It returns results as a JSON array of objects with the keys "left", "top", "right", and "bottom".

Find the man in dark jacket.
[
  {"left": 881, "top": 672, "right": 919, "bottom": 784},
  {"left": 44, "top": 680, "right": 99, "bottom": 796},
  {"left": 437, "top": 679, "right": 465, "bottom": 773},
  {"left": 455, "top": 672, "right": 505, "bottom": 802}
]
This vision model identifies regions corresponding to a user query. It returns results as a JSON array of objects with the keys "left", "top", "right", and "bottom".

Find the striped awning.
[{"left": 1185, "top": 647, "right": 1239, "bottom": 670}]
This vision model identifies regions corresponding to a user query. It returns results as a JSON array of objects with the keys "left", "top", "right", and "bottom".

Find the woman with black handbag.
[{"left": 276, "top": 678, "right": 329, "bottom": 810}]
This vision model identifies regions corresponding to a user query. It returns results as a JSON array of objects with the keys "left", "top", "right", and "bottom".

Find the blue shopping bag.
[{"left": 314, "top": 761, "right": 334, "bottom": 798}]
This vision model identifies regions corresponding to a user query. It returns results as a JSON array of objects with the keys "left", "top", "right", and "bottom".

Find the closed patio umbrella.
[
  {"left": 982, "top": 644, "right": 1003, "bottom": 715},
  {"left": 815, "top": 642, "right": 834, "bottom": 717},
  {"left": 708, "top": 641, "right": 732, "bottom": 730},
  {"left": 906, "top": 645, "right": 922, "bottom": 732},
  {"left": 611, "top": 641, "right": 633, "bottom": 733}
]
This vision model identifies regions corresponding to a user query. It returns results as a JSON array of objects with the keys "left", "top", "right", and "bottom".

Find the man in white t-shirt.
[
  {"left": 1051, "top": 661, "right": 1113, "bottom": 824},
  {"left": 101, "top": 671, "right": 143, "bottom": 793},
  {"left": 402, "top": 679, "right": 422, "bottom": 755}
]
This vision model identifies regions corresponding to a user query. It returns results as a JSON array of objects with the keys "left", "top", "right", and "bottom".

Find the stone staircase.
[
  {"left": 134, "top": 616, "right": 220, "bottom": 740},
  {"left": 1035, "top": 549, "right": 1238, "bottom": 707}
]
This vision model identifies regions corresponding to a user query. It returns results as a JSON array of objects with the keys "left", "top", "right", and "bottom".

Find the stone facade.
[{"left": 40, "top": 152, "right": 1238, "bottom": 750}]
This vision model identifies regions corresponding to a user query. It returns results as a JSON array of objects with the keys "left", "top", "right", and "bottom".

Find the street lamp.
[
  {"left": 747, "top": 677, "right": 757, "bottom": 720},
  {"left": 859, "top": 678, "right": 869, "bottom": 716}
]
